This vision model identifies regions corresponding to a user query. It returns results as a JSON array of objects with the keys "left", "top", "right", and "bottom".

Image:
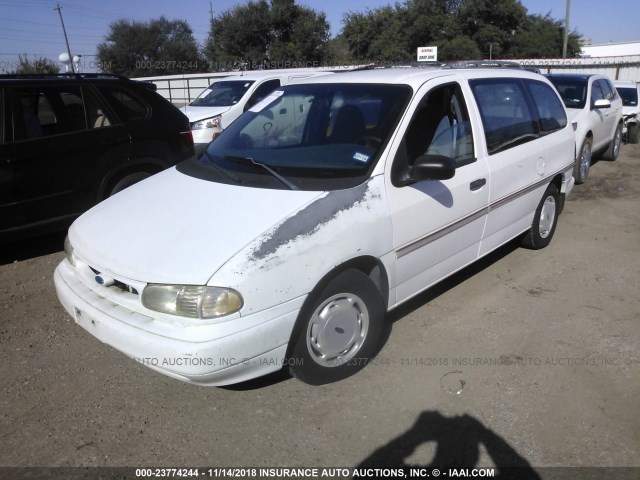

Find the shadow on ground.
[{"left": 357, "top": 410, "right": 540, "bottom": 479}]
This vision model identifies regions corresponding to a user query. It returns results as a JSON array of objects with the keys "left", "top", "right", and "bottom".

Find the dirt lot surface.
[{"left": 1, "top": 144, "right": 639, "bottom": 479}]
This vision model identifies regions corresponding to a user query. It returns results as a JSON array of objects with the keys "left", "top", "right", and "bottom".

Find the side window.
[
  {"left": 0, "top": 89, "right": 4, "bottom": 144},
  {"left": 402, "top": 83, "right": 475, "bottom": 167},
  {"left": 97, "top": 86, "right": 148, "bottom": 123},
  {"left": 17, "top": 86, "right": 87, "bottom": 138},
  {"left": 244, "top": 79, "right": 281, "bottom": 112},
  {"left": 591, "top": 81, "right": 605, "bottom": 104},
  {"left": 525, "top": 80, "right": 567, "bottom": 134},
  {"left": 600, "top": 80, "right": 616, "bottom": 100},
  {"left": 82, "top": 87, "right": 112, "bottom": 129},
  {"left": 470, "top": 78, "right": 538, "bottom": 155}
]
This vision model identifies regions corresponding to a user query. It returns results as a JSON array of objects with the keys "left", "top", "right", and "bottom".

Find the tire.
[
  {"left": 522, "top": 183, "right": 559, "bottom": 250},
  {"left": 601, "top": 124, "right": 622, "bottom": 161},
  {"left": 574, "top": 138, "right": 591, "bottom": 185},
  {"left": 108, "top": 172, "right": 151, "bottom": 197},
  {"left": 289, "top": 269, "right": 385, "bottom": 385},
  {"left": 629, "top": 124, "right": 640, "bottom": 145}
]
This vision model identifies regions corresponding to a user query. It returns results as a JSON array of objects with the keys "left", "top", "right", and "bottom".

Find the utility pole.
[
  {"left": 562, "top": 0, "right": 571, "bottom": 58},
  {"left": 209, "top": 1, "right": 214, "bottom": 24},
  {"left": 54, "top": 3, "right": 75, "bottom": 73}
]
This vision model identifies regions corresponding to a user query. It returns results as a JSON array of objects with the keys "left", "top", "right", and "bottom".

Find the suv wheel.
[
  {"left": 574, "top": 138, "right": 591, "bottom": 185},
  {"left": 629, "top": 124, "right": 640, "bottom": 145},
  {"left": 602, "top": 124, "right": 622, "bottom": 161},
  {"left": 108, "top": 172, "right": 151, "bottom": 197}
]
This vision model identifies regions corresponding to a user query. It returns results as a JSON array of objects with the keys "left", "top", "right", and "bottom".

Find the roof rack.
[
  {"left": 0, "top": 73, "right": 130, "bottom": 80},
  {"left": 441, "top": 60, "right": 523, "bottom": 69}
]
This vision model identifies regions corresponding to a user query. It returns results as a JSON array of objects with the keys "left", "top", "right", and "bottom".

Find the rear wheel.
[
  {"left": 289, "top": 269, "right": 385, "bottom": 385},
  {"left": 522, "top": 183, "right": 559, "bottom": 250},
  {"left": 629, "top": 124, "right": 640, "bottom": 145},
  {"left": 108, "top": 172, "right": 151, "bottom": 197},
  {"left": 602, "top": 124, "right": 622, "bottom": 160},
  {"left": 574, "top": 138, "right": 591, "bottom": 185}
]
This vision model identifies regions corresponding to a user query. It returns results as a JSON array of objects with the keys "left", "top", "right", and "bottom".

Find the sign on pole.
[{"left": 417, "top": 46, "right": 438, "bottom": 62}]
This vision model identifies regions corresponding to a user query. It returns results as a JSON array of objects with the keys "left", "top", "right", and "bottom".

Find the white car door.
[{"left": 385, "top": 79, "right": 490, "bottom": 307}]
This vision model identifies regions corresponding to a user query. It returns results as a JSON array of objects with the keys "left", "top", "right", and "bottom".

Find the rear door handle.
[{"left": 470, "top": 178, "right": 486, "bottom": 191}]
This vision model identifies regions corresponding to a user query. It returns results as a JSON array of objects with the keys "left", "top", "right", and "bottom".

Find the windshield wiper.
[
  {"left": 224, "top": 155, "right": 298, "bottom": 190},
  {"left": 202, "top": 150, "right": 243, "bottom": 184}
]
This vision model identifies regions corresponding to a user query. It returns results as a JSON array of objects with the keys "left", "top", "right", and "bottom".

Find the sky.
[{"left": 1, "top": 0, "right": 639, "bottom": 73}]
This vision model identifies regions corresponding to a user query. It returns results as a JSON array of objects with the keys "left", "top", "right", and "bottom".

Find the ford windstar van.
[{"left": 55, "top": 68, "right": 575, "bottom": 386}]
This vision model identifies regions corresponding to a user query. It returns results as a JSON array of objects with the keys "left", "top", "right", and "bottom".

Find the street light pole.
[
  {"left": 562, "top": 0, "right": 571, "bottom": 58},
  {"left": 54, "top": 3, "right": 75, "bottom": 73}
]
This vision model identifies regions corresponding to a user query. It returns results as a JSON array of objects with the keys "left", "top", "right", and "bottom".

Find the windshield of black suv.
[
  {"left": 548, "top": 77, "right": 588, "bottom": 109},
  {"left": 617, "top": 87, "right": 638, "bottom": 107},
  {"left": 178, "top": 83, "right": 412, "bottom": 190},
  {"left": 189, "top": 80, "right": 255, "bottom": 107}
]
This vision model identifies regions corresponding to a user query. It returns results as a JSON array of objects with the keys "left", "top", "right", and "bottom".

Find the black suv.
[{"left": 0, "top": 73, "right": 194, "bottom": 242}]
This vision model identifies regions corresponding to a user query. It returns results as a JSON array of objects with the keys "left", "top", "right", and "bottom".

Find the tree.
[
  {"left": 509, "top": 14, "right": 582, "bottom": 58},
  {"left": 340, "top": 0, "right": 583, "bottom": 62},
  {"left": 13, "top": 55, "right": 60, "bottom": 74},
  {"left": 97, "top": 16, "right": 206, "bottom": 77},
  {"left": 205, "top": 0, "right": 329, "bottom": 70}
]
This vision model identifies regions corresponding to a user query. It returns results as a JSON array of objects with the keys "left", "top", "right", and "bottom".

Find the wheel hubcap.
[
  {"left": 580, "top": 143, "right": 591, "bottom": 179},
  {"left": 539, "top": 196, "right": 556, "bottom": 239},
  {"left": 306, "top": 293, "right": 369, "bottom": 367},
  {"left": 613, "top": 129, "right": 621, "bottom": 157}
]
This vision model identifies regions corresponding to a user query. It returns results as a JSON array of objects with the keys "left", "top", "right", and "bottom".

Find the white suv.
[
  {"left": 181, "top": 70, "right": 332, "bottom": 153},
  {"left": 613, "top": 80, "right": 640, "bottom": 144},
  {"left": 55, "top": 68, "right": 575, "bottom": 386},
  {"left": 547, "top": 74, "right": 623, "bottom": 184}
]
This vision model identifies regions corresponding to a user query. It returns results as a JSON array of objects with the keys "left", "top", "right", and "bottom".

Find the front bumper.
[{"left": 54, "top": 260, "right": 303, "bottom": 386}]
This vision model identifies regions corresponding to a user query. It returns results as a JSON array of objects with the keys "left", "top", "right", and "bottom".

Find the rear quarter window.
[
  {"left": 525, "top": 80, "right": 568, "bottom": 133},
  {"left": 96, "top": 86, "right": 149, "bottom": 123}
]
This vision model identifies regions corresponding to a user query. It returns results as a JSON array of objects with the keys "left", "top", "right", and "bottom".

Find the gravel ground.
[{"left": 1, "top": 144, "right": 639, "bottom": 479}]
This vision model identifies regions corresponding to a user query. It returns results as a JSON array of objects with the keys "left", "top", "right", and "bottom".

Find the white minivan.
[
  {"left": 181, "top": 70, "right": 333, "bottom": 153},
  {"left": 55, "top": 68, "right": 575, "bottom": 386}
]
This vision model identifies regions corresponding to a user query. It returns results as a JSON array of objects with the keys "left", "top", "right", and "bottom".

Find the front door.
[{"left": 386, "top": 79, "right": 490, "bottom": 307}]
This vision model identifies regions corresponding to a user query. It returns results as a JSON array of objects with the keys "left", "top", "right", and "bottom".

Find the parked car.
[
  {"left": 0, "top": 73, "right": 194, "bottom": 243},
  {"left": 547, "top": 73, "right": 623, "bottom": 184},
  {"left": 181, "top": 70, "right": 333, "bottom": 154},
  {"left": 55, "top": 68, "right": 575, "bottom": 386},
  {"left": 613, "top": 80, "right": 640, "bottom": 144}
]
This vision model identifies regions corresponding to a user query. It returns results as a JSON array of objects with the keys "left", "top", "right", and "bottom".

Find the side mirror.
[
  {"left": 592, "top": 99, "right": 611, "bottom": 110},
  {"left": 396, "top": 154, "right": 456, "bottom": 186}
]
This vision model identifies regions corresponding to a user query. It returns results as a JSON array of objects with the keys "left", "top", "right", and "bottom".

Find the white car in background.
[
  {"left": 547, "top": 74, "right": 623, "bottom": 184},
  {"left": 182, "top": 71, "right": 333, "bottom": 153},
  {"left": 613, "top": 80, "right": 640, "bottom": 144}
]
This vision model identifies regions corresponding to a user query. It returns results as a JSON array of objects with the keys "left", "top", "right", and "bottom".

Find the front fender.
[{"left": 209, "top": 175, "right": 393, "bottom": 316}]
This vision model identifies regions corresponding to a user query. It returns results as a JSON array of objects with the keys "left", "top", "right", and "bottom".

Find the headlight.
[
  {"left": 64, "top": 235, "right": 76, "bottom": 266},
  {"left": 141, "top": 284, "right": 243, "bottom": 319},
  {"left": 191, "top": 115, "right": 222, "bottom": 131}
]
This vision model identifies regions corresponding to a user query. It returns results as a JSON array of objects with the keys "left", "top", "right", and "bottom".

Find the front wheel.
[
  {"left": 574, "top": 138, "right": 592, "bottom": 185},
  {"left": 289, "top": 269, "right": 385, "bottom": 385},
  {"left": 601, "top": 124, "right": 622, "bottom": 161},
  {"left": 522, "top": 183, "right": 559, "bottom": 250}
]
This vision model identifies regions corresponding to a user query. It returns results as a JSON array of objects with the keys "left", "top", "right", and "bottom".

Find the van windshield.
[
  {"left": 180, "top": 83, "right": 412, "bottom": 190},
  {"left": 190, "top": 80, "right": 255, "bottom": 107}
]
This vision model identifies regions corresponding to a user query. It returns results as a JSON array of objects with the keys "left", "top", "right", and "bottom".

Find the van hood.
[
  {"left": 69, "top": 168, "right": 322, "bottom": 285},
  {"left": 181, "top": 105, "right": 231, "bottom": 123}
]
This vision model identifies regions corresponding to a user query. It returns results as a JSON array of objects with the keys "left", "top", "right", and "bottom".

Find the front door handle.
[{"left": 470, "top": 178, "right": 486, "bottom": 191}]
